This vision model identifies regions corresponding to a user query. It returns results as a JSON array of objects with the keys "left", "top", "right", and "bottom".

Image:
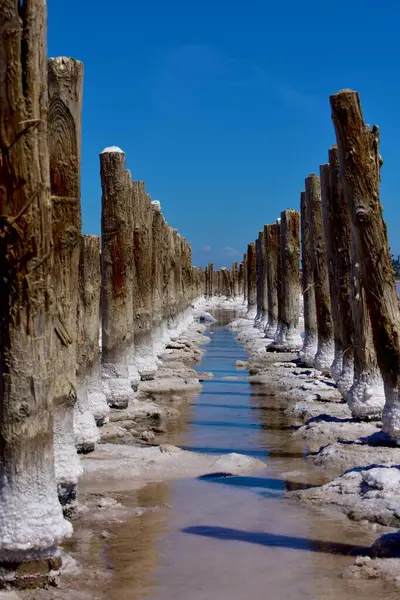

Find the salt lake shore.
[
  {"left": 3, "top": 6, "right": 400, "bottom": 596},
  {"left": 222, "top": 299, "right": 400, "bottom": 590}
]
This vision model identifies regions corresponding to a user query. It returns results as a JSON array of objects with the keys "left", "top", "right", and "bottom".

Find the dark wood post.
[
  {"left": 243, "top": 253, "right": 248, "bottom": 304},
  {"left": 326, "top": 147, "right": 355, "bottom": 398},
  {"left": 247, "top": 242, "right": 257, "bottom": 316},
  {"left": 331, "top": 90, "right": 389, "bottom": 422},
  {"left": 238, "top": 262, "right": 244, "bottom": 298},
  {"left": 255, "top": 237, "right": 263, "bottom": 324},
  {"left": 0, "top": 1, "right": 71, "bottom": 577},
  {"left": 100, "top": 148, "right": 136, "bottom": 408},
  {"left": 232, "top": 262, "right": 239, "bottom": 297},
  {"left": 299, "top": 191, "right": 318, "bottom": 366},
  {"left": 260, "top": 229, "right": 269, "bottom": 327},
  {"left": 305, "top": 174, "right": 334, "bottom": 373},
  {"left": 76, "top": 235, "right": 109, "bottom": 428},
  {"left": 271, "top": 210, "right": 302, "bottom": 351},
  {"left": 264, "top": 224, "right": 279, "bottom": 338}
]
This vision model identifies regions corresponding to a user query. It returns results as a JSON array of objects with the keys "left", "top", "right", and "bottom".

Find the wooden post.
[
  {"left": 264, "top": 224, "right": 279, "bottom": 338},
  {"left": 100, "top": 148, "right": 136, "bottom": 408},
  {"left": 271, "top": 210, "right": 302, "bottom": 351},
  {"left": 243, "top": 253, "right": 248, "bottom": 304},
  {"left": 238, "top": 262, "right": 244, "bottom": 297},
  {"left": 320, "top": 163, "right": 343, "bottom": 379},
  {"left": 132, "top": 181, "right": 155, "bottom": 378},
  {"left": 221, "top": 267, "right": 231, "bottom": 298},
  {"left": 325, "top": 146, "right": 354, "bottom": 398},
  {"left": 247, "top": 242, "right": 257, "bottom": 317},
  {"left": 260, "top": 229, "right": 269, "bottom": 327},
  {"left": 305, "top": 174, "right": 334, "bottom": 373},
  {"left": 299, "top": 192, "right": 318, "bottom": 366},
  {"left": 232, "top": 262, "right": 239, "bottom": 297},
  {"left": 0, "top": 0, "right": 71, "bottom": 577},
  {"left": 207, "top": 263, "right": 214, "bottom": 298},
  {"left": 76, "top": 235, "right": 109, "bottom": 431},
  {"left": 48, "top": 57, "right": 96, "bottom": 480},
  {"left": 331, "top": 90, "right": 389, "bottom": 422},
  {"left": 255, "top": 237, "right": 263, "bottom": 325},
  {"left": 150, "top": 201, "right": 165, "bottom": 357}
]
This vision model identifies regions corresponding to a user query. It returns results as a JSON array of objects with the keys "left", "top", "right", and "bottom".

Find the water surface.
[{"left": 69, "top": 311, "right": 398, "bottom": 599}]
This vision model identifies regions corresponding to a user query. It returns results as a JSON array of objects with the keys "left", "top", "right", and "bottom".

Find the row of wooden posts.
[
  {"left": 0, "top": 1, "right": 206, "bottom": 580},
  {"left": 1, "top": 0, "right": 400, "bottom": 586},
  {"left": 208, "top": 91, "right": 400, "bottom": 445}
]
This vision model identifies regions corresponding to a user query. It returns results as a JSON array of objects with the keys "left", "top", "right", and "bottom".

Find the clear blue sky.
[{"left": 48, "top": 0, "right": 400, "bottom": 269}]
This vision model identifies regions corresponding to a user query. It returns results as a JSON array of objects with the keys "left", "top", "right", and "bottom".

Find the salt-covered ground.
[{"left": 219, "top": 298, "right": 400, "bottom": 588}]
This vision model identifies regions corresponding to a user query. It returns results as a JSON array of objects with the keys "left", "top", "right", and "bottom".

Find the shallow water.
[{"left": 66, "top": 311, "right": 398, "bottom": 599}]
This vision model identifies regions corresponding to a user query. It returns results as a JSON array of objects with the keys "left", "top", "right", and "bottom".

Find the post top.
[{"left": 101, "top": 146, "right": 124, "bottom": 154}]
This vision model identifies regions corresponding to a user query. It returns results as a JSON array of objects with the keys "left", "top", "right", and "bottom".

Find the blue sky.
[{"left": 48, "top": 0, "right": 400, "bottom": 268}]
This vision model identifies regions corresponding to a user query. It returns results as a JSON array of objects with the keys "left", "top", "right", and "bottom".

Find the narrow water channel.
[{"left": 79, "top": 311, "right": 398, "bottom": 600}]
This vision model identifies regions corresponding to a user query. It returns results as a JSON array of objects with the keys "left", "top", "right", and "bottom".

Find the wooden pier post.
[
  {"left": 325, "top": 146, "right": 354, "bottom": 398},
  {"left": 100, "top": 148, "right": 136, "bottom": 407},
  {"left": 305, "top": 174, "right": 334, "bottom": 373},
  {"left": 247, "top": 242, "right": 257, "bottom": 317},
  {"left": 264, "top": 224, "right": 279, "bottom": 338},
  {"left": 0, "top": 0, "right": 71, "bottom": 579},
  {"left": 271, "top": 210, "right": 302, "bottom": 351},
  {"left": 76, "top": 235, "right": 109, "bottom": 429},
  {"left": 299, "top": 191, "right": 318, "bottom": 365},
  {"left": 331, "top": 90, "right": 389, "bottom": 422}
]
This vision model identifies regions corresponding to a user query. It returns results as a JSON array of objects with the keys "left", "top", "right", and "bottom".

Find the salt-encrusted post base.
[
  {"left": 134, "top": 331, "right": 157, "bottom": 381},
  {"left": 269, "top": 325, "right": 303, "bottom": 353},
  {"left": 330, "top": 349, "right": 343, "bottom": 383},
  {"left": 73, "top": 401, "right": 100, "bottom": 454},
  {"left": 86, "top": 364, "right": 110, "bottom": 425},
  {"left": 336, "top": 355, "right": 355, "bottom": 401},
  {"left": 383, "top": 391, "right": 400, "bottom": 443},
  {"left": 348, "top": 370, "right": 385, "bottom": 421},
  {"left": 298, "top": 335, "right": 318, "bottom": 367},
  {"left": 313, "top": 340, "right": 335, "bottom": 375},
  {"left": 53, "top": 399, "right": 83, "bottom": 516},
  {"left": 265, "top": 320, "right": 278, "bottom": 340}
]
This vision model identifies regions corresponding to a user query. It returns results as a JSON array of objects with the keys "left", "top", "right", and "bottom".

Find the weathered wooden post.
[
  {"left": 264, "top": 224, "right": 279, "bottom": 338},
  {"left": 243, "top": 253, "right": 248, "bottom": 304},
  {"left": 75, "top": 235, "right": 101, "bottom": 454},
  {"left": 100, "top": 147, "right": 136, "bottom": 408},
  {"left": 48, "top": 57, "right": 85, "bottom": 509},
  {"left": 331, "top": 90, "right": 389, "bottom": 423},
  {"left": 207, "top": 263, "right": 214, "bottom": 298},
  {"left": 150, "top": 201, "right": 165, "bottom": 357},
  {"left": 298, "top": 192, "right": 318, "bottom": 366},
  {"left": 247, "top": 242, "right": 257, "bottom": 317},
  {"left": 320, "top": 163, "right": 343, "bottom": 379},
  {"left": 220, "top": 267, "right": 230, "bottom": 298},
  {"left": 305, "top": 174, "right": 334, "bottom": 373},
  {"left": 76, "top": 235, "right": 110, "bottom": 430},
  {"left": 0, "top": 0, "right": 72, "bottom": 580},
  {"left": 238, "top": 262, "right": 244, "bottom": 297},
  {"left": 260, "top": 229, "right": 269, "bottom": 328},
  {"left": 271, "top": 210, "right": 302, "bottom": 351},
  {"left": 255, "top": 237, "right": 263, "bottom": 325},
  {"left": 232, "top": 262, "right": 239, "bottom": 297},
  {"left": 324, "top": 147, "right": 355, "bottom": 397},
  {"left": 132, "top": 181, "right": 155, "bottom": 378}
]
